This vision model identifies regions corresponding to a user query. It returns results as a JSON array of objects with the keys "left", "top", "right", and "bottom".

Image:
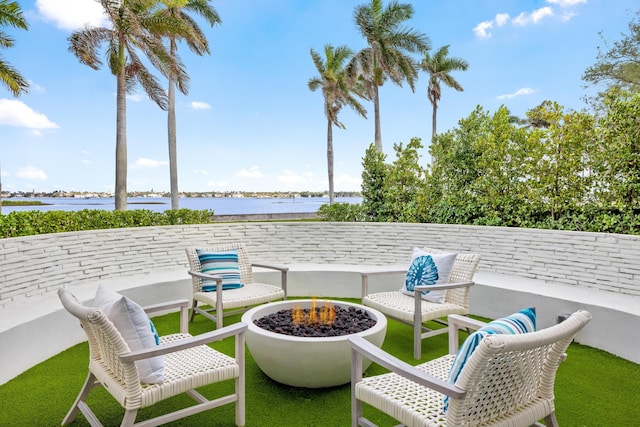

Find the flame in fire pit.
[{"left": 291, "top": 299, "right": 336, "bottom": 326}]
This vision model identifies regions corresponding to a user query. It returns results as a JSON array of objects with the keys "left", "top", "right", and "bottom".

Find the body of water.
[{"left": 0, "top": 196, "right": 362, "bottom": 215}]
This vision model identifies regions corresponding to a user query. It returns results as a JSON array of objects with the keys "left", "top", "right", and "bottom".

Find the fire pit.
[{"left": 241, "top": 299, "right": 387, "bottom": 388}]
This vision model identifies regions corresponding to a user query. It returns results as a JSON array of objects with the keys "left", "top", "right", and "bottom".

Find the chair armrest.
[
  {"left": 348, "top": 335, "right": 466, "bottom": 399},
  {"left": 251, "top": 262, "right": 288, "bottom": 297},
  {"left": 447, "top": 314, "right": 487, "bottom": 354},
  {"left": 251, "top": 262, "right": 289, "bottom": 272},
  {"left": 448, "top": 314, "right": 486, "bottom": 330},
  {"left": 142, "top": 299, "right": 189, "bottom": 314},
  {"left": 119, "top": 322, "right": 248, "bottom": 363},
  {"left": 188, "top": 270, "right": 224, "bottom": 282},
  {"left": 414, "top": 281, "right": 474, "bottom": 292},
  {"left": 360, "top": 268, "right": 407, "bottom": 299},
  {"left": 143, "top": 299, "right": 190, "bottom": 334},
  {"left": 360, "top": 268, "right": 407, "bottom": 278}
]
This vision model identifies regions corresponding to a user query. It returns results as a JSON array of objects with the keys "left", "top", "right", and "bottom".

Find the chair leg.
[
  {"left": 120, "top": 409, "right": 138, "bottom": 427},
  {"left": 190, "top": 300, "right": 197, "bottom": 322},
  {"left": 62, "top": 372, "right": 97, "bottom": 426},
  {"left": 414, "top": 295, "right": 422, "bottom": 359},
  {"left": 236, "top": 333, "right": 246, "bottom": 427},
  {"left": 543, "top": 412, "right": 559, "bottom": 427}
]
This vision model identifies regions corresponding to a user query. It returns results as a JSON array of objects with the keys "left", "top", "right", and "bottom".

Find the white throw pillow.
[
  {"left": 401, "top": 247, "right": 458, "bottom": 303},
  {"left": 94, "top": 284, "right": 165, "bottom": 384}
]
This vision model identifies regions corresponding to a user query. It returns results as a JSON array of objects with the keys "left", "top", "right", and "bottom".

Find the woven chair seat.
[
  {"left": 57, "top": 288, "right": 246, "bottom": 427},
  {"left": 194, "top": 283, "right": 285, "bottom": 310},
  {"left": 356, "top": 354, "right": 455, "bottom": 427},
  {"left": 349, "top": 310, "right": 592, "bottom": 427},
  {"left": 186, "top": 243, "right": 288, "bottom": 328},
  {"left": 361, "top": 249, "right": 481, "bottom": 359},
  {"left": 363, "top": 292, "right": 467, "bottom": 324},
  {"left": 92, "top": 333, "right": 240, "bottom": 410}
]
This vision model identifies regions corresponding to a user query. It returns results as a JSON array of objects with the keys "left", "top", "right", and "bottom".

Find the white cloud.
[
  {"left": 127, "top": 93, "right": 143, "bottom": 102},
  {"left": 547, "top": 0, "right": 586, "bottom": 7},
  {"left": 236, "top": 166, "right": 264, "bottom": 178},
  {"left": 132, "top": 158, "right": 168, "bottom": 169},
  {"left": 16, "top": 166, "right": 48, "bottom": 180},
  {"left": 27, "top": 81, "right": 46, "bottom": 94},
  {"left": 335, "top": 173, "right": 361, "bottom": 189},
  {"left": 276, "top": 170, "right": 313, "bottom": 186},
  {"left": 513, "top": 7, "right": 554, "bottom": 26},
  {"left": 190, "top": 101, "right": 211, "bottom": 110},
  {"left": 474, "top": 0, "right": 583, "bottom": 39},
  {"left": 473, "top": 21, "right": 493, "bottom": 39},
  {"left": 497, "top": 87, "right": 537, "bottom": 99},
  {"left": 36, "top": 0, "right": 107, "bottom": 31},
  {"left": 0, "top": 99, "right": 59, "bottom": 129},
  {"left": 495, "top": 13, "right": 510, "bottom": 27},
  {"left": 206, "top": 180, "right": 229, "bottom": 187}
]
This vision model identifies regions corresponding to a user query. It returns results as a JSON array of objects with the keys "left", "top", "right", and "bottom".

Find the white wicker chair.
[
  {"left": 348, "top": 309, "right": 592, "bottom": 427},
  {"left": 361, "top": 249, "right": 481, "bottom": 359},
  {"left": 186, "top": 242, "right": 288, "bottom": 328},
  {"left": 58, "top": 287, "right": 247, "bottom": 427}
]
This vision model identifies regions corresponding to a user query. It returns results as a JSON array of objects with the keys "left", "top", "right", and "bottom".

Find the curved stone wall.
[
  {"left": 2, "top": 221, "right": 640, "bottom": 384},
  {"left": 2, "top": 222, "right": 640, "bottom": 308}
]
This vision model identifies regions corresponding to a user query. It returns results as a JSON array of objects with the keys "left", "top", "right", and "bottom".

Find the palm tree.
[
  {"left": 159, "top": 0, "right": 221, "bottom": 210},
  {"left": 308, "top": 45, "right": 367, "bottom": 204},
  {"left": 0, "top": 0, "right": 29, "bottom": 96},
  {"left": 68, "top": 0, "right": 189, "bottom": 211},
  {"left": 353, "top": 0, "right": 430, "bottom": 152},
  {"left": 420, "top": 45, "right": 468, "bottom": 141}
]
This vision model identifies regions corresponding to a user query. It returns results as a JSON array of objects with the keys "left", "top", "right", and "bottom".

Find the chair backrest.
[
  {"left": 57, "top": 288, "right": 143, "bottom": 395},
  {"left": 185, "top": 243, "right": 254, "bottom": 292},
  {"left": 445, "top": 253, "right": 481, "bottom": 308},
  {"left": 420, "top": 248, "right": 481, "bottom": 308},
  {"left": 447, "top": 309, "right": 592, "bottom": 425}
]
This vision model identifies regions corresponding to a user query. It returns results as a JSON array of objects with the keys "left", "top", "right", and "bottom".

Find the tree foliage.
[
  {"left": 583, "top": 10, "right": 640, "bottom": 93},
  {"left": 322, "top": 94, "right": 640, "bottom": 236},
  {"left": 420, "top": 45, "right": 468, "bottom": 140},
  {"left": 160, "top": 0, "right": 221, "bottom": 210},
  {"left": 352, "top": 0, "right": 430, "bottom": 152},
  {"left": 309, "top": 44, "right": 367, "bottom": 204},
  {"left": 0, "top": 0, "right": 29, "bottom": 96},
  {"left": 68, "top": 0, "right": 191, "bottom": 210}
]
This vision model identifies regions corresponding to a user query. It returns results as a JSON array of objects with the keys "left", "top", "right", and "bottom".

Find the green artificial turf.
[{"left": 1, "top": 301, "right": 638, "bottom": 426}]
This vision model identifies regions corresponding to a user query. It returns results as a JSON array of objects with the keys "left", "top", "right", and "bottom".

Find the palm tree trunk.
[
  {"left": 373, "top": 84, "right": 382, "bottom": 152},
  {"left": 431, "top": 101, "right": 438, "bottom": 142},
  {"left": 168, "top": 39, "right": 179, "bottom": 210},
  {"left": 327, "top": 119, "right": 334, "bottom": 205},
  {"left": 115, "top": 63, "right": 128, "bottom": 211}
]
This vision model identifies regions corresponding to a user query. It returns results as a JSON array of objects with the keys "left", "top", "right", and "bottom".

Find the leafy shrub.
[
  {"left": 317, "top": 203, "right": 365, "bottom": 222},
  {"left": 0, "top": 209, "right": 214, "bottom": 238}
]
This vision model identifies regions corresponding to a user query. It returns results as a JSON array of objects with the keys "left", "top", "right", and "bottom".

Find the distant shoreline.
[{"left": 0, "top": 196, "right": 362, "bottom": 215}]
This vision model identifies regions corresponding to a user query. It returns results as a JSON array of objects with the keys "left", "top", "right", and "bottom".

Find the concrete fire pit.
[{"left": 241, "top": 299, "right": 387, "bottom": 388}]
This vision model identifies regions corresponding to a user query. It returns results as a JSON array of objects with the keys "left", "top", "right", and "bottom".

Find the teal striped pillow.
[
  {"left": 444, "top": 307, "right": 537, "bottom": 410},
  {"left": 196, "top": 249, "right": 244, "bottom": 291}
]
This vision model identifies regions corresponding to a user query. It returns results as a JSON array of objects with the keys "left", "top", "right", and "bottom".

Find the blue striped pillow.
[
  {"left": 444, "top": 307, "right": 537, "bottom": 410},
  {"left": 196, "top": 249, "right": 244, "bottom": 291}
]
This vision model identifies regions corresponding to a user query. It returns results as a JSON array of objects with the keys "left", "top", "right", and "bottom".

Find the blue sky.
[{"left": 1, "top": 0, "right": 637, "bottom": 193}]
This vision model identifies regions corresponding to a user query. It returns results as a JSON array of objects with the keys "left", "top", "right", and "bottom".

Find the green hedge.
[{"left": 0, "top": 209, "right": 214, "bottom": 238}]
